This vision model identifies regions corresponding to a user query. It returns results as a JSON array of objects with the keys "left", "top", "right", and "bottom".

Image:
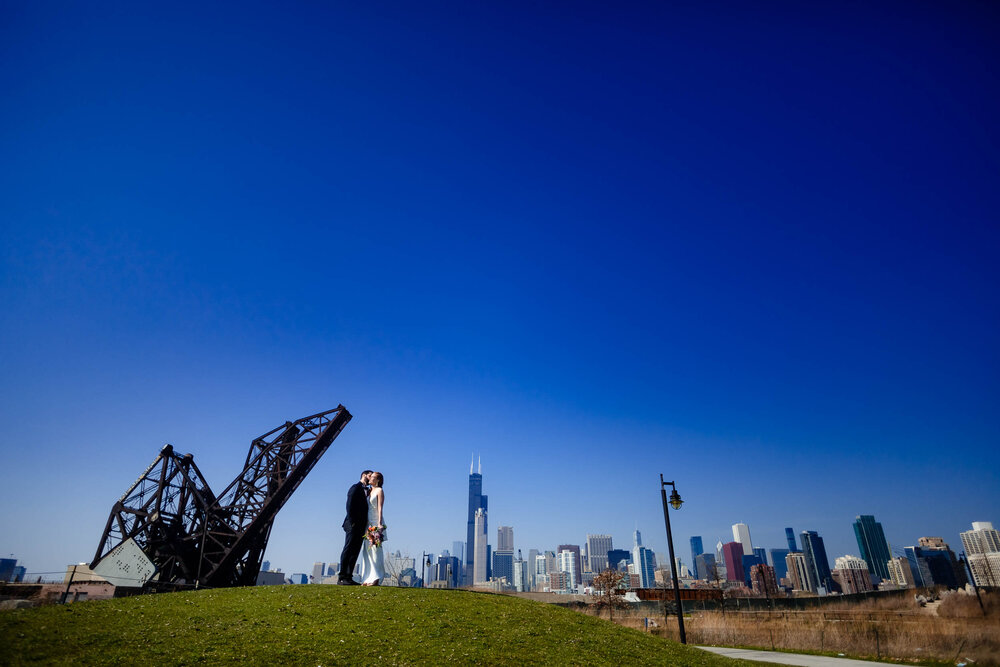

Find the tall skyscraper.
[
  {"left": 558, "top": 549, "right": 578, "bottom": 589},
  {"left": 558, "top": 544, "right": 583, "bottom": 584},
  {"left": 887, "top": 556, "right": 915, "bottom": 588},
  {"left": 905, "top": 537, "right": 965, "bottom": 588},
  {"left": 493, "top": 549, "right": 514, "bottom": 585},
  {"left": 853, "top": 514, "right": 892, "bottom": 581},
  {"left": 607, "top": 549, "right": 630, "bottom": 571},
  {"left": 473, "top": 507, "right": 488, "bottom": 584},
  {"left": 497, "top": 526, "right": 514, "bottom": 552},
  {"left": 696, "top": 553, "right": 717, "bottom": 582},
  {"left": 632, "top": 546, "right": 657, "bottom": 588},
  {"left": 785, "top": 527, "right": 798, "bottom": 553},
  {"left": 732, "top": 523, "right": 754, "bottom": 556},
  {"left": 586, "top": 535, "right": 613, "bottom": 573},
  {"left": 690, "top": 536, "right": 704, "bottom": 579},
  {"left": 452, "top": 541, "right": 464, "bottom": 569},
  {"left": 465, "top": 457, "right": 488, "bottom": 584},
  {"left": 311, "top": 562, "right": 326, "bottom": 582},
  {"left": 544, "top": 550, "right": 558, "bottom": 577},
  {"left": 527, "top": 548, "right": 539, "bottom": 589},
  {"left": 721, "top": 542, "right": 745, "bottom": 582},
  {"left": 800, "top": 530, "right": 835, "bottom": 594},
  {"left": 961, "top": 521, "right": 1000, "bottom": 587},
  {"left": 512, "top": 555, "right": 528, "bottom": 592},
  {"left": 786, "top": 552, "right": 813, "bottom": 592},
  {"left": 767, "top": 548, "right": 790, "bottom": 582},
  {"left": 961, "top": 521, "right": 1000, "bottom": 553}
]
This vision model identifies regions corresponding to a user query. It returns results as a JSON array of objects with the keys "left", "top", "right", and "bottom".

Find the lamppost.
[
  {"left": 659, "top": 474, "right": 686, "bottom": 644},
  {"left": 421, "top": 552, "right": 432, "bottom": 588}
]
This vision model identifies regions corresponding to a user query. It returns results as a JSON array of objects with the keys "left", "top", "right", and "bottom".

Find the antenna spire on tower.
[{"left": 478, "top": 456, "right": 482, "bottom": 474}]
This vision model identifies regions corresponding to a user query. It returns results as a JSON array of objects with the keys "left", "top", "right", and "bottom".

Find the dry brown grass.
[{"left": 584, "top": 591, "right": 1000, "bottom": 666}]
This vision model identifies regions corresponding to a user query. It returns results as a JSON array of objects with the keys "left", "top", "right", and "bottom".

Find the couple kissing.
[{"left": 337, "top": 470, "right": 386, "bottom": 586}]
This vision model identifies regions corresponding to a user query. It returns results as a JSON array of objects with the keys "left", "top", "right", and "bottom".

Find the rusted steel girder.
[{"left": 91, "top": 406, "right": 352, "bottom": 590}]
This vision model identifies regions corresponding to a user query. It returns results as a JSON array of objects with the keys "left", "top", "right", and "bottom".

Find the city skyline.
[{"left": 1, "top": 3, "right": 997, "bottom": 580}]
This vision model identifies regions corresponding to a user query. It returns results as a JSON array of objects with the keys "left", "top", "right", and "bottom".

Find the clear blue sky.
[{"left": 1, "top": 1, "right": 997, "bottom": 579}]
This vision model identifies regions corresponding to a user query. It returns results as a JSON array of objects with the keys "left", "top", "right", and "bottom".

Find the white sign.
[{"left": 93, "top": 538, "right": 157, "bottom": 587}]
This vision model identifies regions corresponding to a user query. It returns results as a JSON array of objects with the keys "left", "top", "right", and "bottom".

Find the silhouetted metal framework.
[{"left": 91, "top": 406, "right": 352, "bottom": 589}]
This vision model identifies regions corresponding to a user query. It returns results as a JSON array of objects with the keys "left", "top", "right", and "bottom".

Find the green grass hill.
[{"left": 0, "top": 585, "right": 759, "bottom": 665}]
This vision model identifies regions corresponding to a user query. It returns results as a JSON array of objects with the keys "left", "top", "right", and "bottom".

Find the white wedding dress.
[{"left": 359, "top": 493, "right": 385, "bottom": 585}]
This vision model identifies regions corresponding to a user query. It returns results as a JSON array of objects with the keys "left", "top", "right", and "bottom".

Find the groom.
[{"left": 337, "top": 470, "right": 372, "bottom": 585}]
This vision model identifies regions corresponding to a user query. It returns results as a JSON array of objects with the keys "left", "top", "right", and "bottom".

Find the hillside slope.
[{"left": 0, "top": 586, "right": 756, "bottom": 665}]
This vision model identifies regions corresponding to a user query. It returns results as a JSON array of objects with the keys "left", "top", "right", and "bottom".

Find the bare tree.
[{"left": 590, "top": 568, "right": 630, "bottom": 621}]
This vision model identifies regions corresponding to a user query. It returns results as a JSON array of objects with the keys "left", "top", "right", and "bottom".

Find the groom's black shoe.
[{"left": 337, "top": 578, "right": 359, "bottom": 585}]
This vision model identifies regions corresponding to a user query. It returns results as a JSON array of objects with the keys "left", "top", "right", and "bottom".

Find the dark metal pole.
[
  {"left": 61, "top": 564, "right": 77, "bottom": 604},
  {"left": 660, "top": 475, "right": 686, "bottom": 644}
]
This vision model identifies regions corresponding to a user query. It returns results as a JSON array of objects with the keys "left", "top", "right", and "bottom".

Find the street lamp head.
[{"left": 669, "top": 488, "right": 683, "bottom": 510}]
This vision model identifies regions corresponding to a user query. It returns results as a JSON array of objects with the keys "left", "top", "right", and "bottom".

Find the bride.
[{"left": 359, "top": 471, "right": 386, "bottom": 586}]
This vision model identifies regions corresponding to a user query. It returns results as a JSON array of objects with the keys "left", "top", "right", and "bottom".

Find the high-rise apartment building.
[
  {"left": 587, "top": 534, "right": 613, "bottom": 573},
  {"left": 311, "top": 562, "right": 326, "bottom": 583},
  {"left": 558, "top": 544, "right": 582, "bottom": 584},
  {"left": 732, "top": 523, "right": 754, "bottom": 556},
  {"left": 853, "top": 515, "right": 892, "bottom": 581},
  {"left": 801, "top": 530, "right": 835, "bottom": 594},
  {"left": 534, "top": 553, "right": 548, "bottom": 588},
  {"left": 512, "top": 556, "right": 528, "bottom": 592},
  {"left": 690, "top": 536, "right": 704, "bottom": 579},
  {"left": 887, "top": 556, "right": 915, "bottom": 588},
  {"left": 549, "top": 570, "right": 571, "bottom": 592},
  {"left": 961, "top": 522, "right": 1000, "bottom": 587},
  {"left": 558, "top": 549, "right": 578, "bottom": 589},
  {"left": 473, "top": 508, "right": 488, "bottom": 585},
  {"left": 750, "top": 563, "right": 778, "bottom": 597},
  {"left": 786, "top": 552, "right": 813, "bottom": 592},
  {"left": 833, "top": 555, "right": 874, "bottom": 594},
  {"left": 497, "top": 526, "right": 514, "bottom": 552}
]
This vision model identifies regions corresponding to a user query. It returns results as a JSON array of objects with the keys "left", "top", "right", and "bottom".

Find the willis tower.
[{"left": 465, "top": 456, "right": 487, "bottom": 585}]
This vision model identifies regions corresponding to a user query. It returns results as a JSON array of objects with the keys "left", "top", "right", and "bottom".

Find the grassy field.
[{"left": 0, "top": 586, "right": 759, "bottom": 666}]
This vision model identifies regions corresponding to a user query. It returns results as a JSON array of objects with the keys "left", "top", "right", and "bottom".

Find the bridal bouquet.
[{"left": 365, "top": 524, "right": 387, "bottom": 547}]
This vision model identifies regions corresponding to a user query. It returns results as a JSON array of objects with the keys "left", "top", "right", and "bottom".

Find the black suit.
[{"left": 338, "top": 481, "right": 369, "bottom": 580}]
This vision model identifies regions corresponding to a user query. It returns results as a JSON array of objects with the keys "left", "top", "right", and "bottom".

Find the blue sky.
[{"left": 1, "top": 1, "right": 997, "bottom": 578}]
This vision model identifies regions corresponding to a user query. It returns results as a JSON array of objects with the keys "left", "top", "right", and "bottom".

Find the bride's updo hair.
[{"left": 370, "top": 472, "right": 383, "bottom": 487}]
